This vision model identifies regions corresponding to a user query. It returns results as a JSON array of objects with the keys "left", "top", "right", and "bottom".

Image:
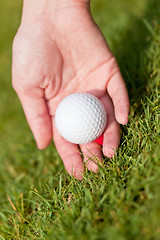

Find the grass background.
[{"left": 0, "top": 0, "right": 160, "bottom": 239}]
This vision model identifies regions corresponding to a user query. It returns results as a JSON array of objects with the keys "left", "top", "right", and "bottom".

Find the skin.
[{"left": 12, "top": 0, "right": 129, "bottom": 179}]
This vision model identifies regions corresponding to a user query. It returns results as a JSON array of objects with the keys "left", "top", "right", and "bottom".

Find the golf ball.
[{"left": 55, "top": 93, "right": 107, "bottom": 144}]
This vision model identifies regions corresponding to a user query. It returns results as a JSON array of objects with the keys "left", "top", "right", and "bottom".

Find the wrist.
[{"left": 22, "top": 0, "right": 90, "bottom": 23}]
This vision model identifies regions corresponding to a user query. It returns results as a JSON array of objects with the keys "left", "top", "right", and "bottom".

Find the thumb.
[
  {"left": 17, "top": 90, "right": 52, "bottom": 149},
  {"left": 107, "top": 71, "right": 130, "bottom": 125}
]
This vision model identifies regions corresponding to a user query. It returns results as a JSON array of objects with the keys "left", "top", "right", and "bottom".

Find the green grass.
[{"left": 0, "top": 0, "right": 160, "bottom": 239}]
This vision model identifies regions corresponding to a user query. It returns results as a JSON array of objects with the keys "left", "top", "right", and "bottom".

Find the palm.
[{"left": 12, "top": 4, "right": 129, "bottom": 179}]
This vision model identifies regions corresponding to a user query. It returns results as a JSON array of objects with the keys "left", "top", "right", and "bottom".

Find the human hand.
[{"left": 12, "top": 0, "right": 129, "bottom": 179}]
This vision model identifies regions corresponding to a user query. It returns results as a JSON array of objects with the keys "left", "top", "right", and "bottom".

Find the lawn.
[{"left": 0, "top": 0, "right": 160, "bottom": 239}]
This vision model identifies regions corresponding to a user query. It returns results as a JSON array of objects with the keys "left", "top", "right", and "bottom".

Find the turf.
[{"left": 0, "top": 0, "right": 160, "bottom": 239}]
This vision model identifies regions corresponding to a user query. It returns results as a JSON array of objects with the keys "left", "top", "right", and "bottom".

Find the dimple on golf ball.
[{"left": 55, "top": 93, "right": 107, "bottom": 144}]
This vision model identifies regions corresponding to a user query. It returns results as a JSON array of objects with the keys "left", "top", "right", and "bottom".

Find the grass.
[{"left": 0, "top": 0, "right": 160, "bottom": 239}]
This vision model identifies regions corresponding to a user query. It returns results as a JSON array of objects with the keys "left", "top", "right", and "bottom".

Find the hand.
[{"left": 12, "top": 1, "right": 129, "bottom": 179}]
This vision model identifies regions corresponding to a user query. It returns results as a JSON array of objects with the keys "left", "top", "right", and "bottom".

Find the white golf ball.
[{"left": 55, "top": 93, "right": 107, "bottom": 144}]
